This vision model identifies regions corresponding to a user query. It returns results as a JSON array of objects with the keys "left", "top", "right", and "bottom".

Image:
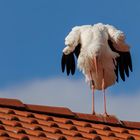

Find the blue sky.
[{"left": 0, "top": 0, "right": 140, "bottom": 120}]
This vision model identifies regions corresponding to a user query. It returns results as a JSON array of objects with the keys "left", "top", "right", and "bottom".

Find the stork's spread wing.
[
  {"left": 61, "top": 44, "right": 81, "bottom": 75},
  {"left": 108, "top": 40, "right": 132, "bottom": 82}
]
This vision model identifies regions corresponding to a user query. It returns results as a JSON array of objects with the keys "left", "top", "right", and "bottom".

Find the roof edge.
[
  {"left": 0, "top": 98, "right": 25, "bottom": 108},
  {"left": 25, "top": 104, "right": 75, "bottom": 117},
  {"left": 75, "top": 112, "right": 121, "bottom": 124},
  {"left": 121, "top": 120, "right": 140, "bottom": 129},
  {"left": 0, "top": 98, "right": 75, "bottom": 117},
  {"left": 75, "top": 113, "right": 140, "bottom": 129}
]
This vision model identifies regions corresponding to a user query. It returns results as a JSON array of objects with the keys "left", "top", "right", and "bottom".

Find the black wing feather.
[
  {"left": 61, "top": 53, "right": 75, "bottom": 76},
  {"left": 74, "top": 44, "right": 81, "bottom": 58},
  {"left": 127, "top": 52, "right": 133, "bottom": 72},
  {"left": 69, "top": 53, "right": 75, "bottom": 75},
  {"left": 108, "top": 40, "right": 132, "bottom": 82},
  {"left": 118, "top": 55, "right": 125, "bottom": 81},
  {"left": 123, "top": 53, "right": 129, "bottom": 77},
  {"left": 66, "top": 54, "right": 71, "bottom": 75},
  {"left": 61, "top": 44, "right": 81, "bottom": 76},
  {"left": 114, "top": 58, "right": 119, "bottom": 82},
  {"left": 61, "top": 53, "right": 67, "bottom": 73}
]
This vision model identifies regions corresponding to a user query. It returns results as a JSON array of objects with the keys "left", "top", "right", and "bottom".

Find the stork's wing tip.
[
  {"left": 61, "top": 48, "right": 77, "bottom": 76},
  {"left": 122, "top": 79, "right": 125, "bottom": 82},
  {"left": 130, "top": 67, "right": 133, "bottom": 72},
  {"left": 109, "top": 39, "right": 133, "bottom": 82},
  {"left": 61, "top": 53, "right": 66, "bottom": 73}
]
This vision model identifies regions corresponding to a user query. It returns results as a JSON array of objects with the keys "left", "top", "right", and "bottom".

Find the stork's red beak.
[{"left": 93, "top": 56, "right": 98, "bottom": 74}]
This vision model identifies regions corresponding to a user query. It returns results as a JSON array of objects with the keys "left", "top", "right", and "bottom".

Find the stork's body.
[
  {"left": 61, "top": 23, "right": 132, "bottom": 115},
  {"left": 77, "top": 24, "right": 119, "bottom": 90}
]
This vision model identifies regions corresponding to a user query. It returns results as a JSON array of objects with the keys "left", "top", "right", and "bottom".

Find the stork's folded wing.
[{"left": 108, "top": 40, "right": 132, "bottom": 82}]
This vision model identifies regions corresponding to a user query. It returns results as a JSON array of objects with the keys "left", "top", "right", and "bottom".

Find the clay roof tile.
[
  {"left": 0, "top": 98, "right": 25, "bottom": 108},
  {"left": 0, "top": 98, "right": 139, "bottom": 140}
]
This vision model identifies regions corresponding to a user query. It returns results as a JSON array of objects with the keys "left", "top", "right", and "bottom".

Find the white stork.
[{"left": 61, "top": 23, "right": 132, "bottom": 115}]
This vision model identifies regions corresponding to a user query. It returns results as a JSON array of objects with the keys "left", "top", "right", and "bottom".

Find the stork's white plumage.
[{"left": 61, "top": 23, "right": 132, "bottom": 115}]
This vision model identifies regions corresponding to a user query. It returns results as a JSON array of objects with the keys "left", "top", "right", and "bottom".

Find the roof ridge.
[
  {"left": 0, "top": 98, "right": 25, "bottom": 108},
  {"left": 25, "top": 104, "right": 75, "bottom": 117}
]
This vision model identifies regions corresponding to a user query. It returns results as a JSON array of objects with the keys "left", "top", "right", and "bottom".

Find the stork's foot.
[
  {"left": 92, "top": 111, "right": 96, "bottom": 115},
  {"left": 103, "top": 112, "right": 109, "bottom": 117}
]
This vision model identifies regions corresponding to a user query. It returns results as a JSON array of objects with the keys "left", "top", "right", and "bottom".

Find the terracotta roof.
[{"left": 0, "top": 98, "right": 139, "bottom": 140}]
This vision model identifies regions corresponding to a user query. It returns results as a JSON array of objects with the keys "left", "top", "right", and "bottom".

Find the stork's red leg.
[
  {"left": 90, "top": 71, "right": 95, "bottom": 115},
  {"left": 90, "top": 80, "right": 95, "bottom": 115},
  {"left": 102, "top": 69, "right": 108, "bottom": 116},
  {"left": 93, "top": 56, "right": 98, "bottom": 74}
]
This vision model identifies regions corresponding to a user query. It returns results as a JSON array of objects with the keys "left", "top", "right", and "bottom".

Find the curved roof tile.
[{"left": 0, "top": 98, "right": 139, "bottom": 140}]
